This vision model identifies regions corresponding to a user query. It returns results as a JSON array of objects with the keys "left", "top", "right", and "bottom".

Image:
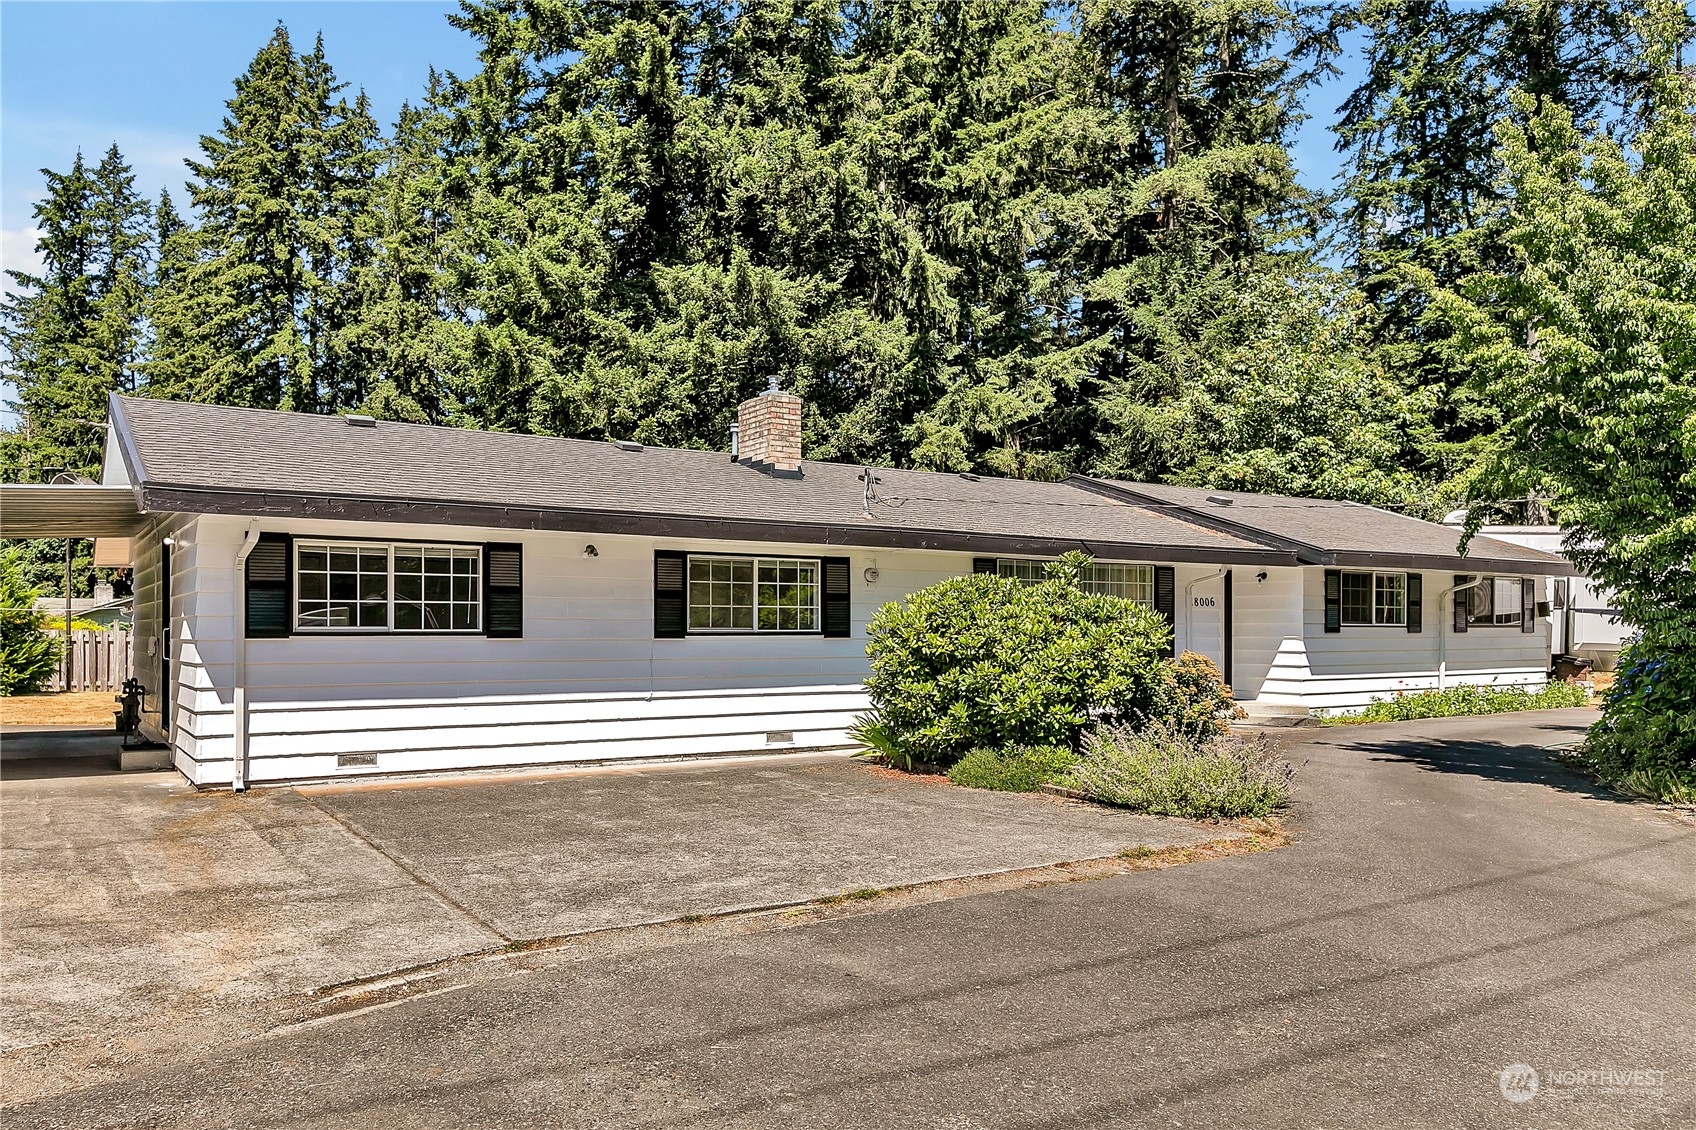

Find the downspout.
[
  {"left": 1437, "top": 577, "right": 1485, "bottom": 692},
  {"left": 1183, "top": 568, "right": 1227, "bottom": 657},
  {"left": 232, "top": 521, "right": 261, "bottom": 793}
]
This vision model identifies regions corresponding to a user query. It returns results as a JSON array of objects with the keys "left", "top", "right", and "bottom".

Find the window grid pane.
[
  {"left": 1466, "top": 576, "right": 1523, "bottom": 627},
  {"left": 394, "top": 545, "right": 480, "bottom": 632},
  {"left": 296, "top": 542, "right": 481, "bottom": 633},
  {"left": 997, "top": 560, "right": 1155, "bottom": 607},
  {"left": 297, "top": 542, "right": 388, "bottom": 630},
  {"left": 1374, "top": 572, "right": 1406, "bottom": 626},
  {"left": 1341, "top": 572, "right": 1374, "bottom": 625},
  {"left": 688, "top": 556, "right": 817, "bottom": 632}
]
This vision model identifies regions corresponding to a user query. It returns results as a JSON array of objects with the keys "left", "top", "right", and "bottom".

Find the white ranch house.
[{"left": 0, "top": 390, "right": 1569, "bottom": 789}]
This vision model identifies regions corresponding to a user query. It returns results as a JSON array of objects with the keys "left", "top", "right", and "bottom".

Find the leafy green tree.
[
  {"left": 0, "top": 546, "right": 62, "bottom": 696},
  {"left": 1436, "top": 6, "right": 1696, "bottom": 786}
]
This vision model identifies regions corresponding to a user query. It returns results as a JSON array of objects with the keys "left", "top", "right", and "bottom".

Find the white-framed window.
[
  {"left": 997, "top": 559, "right": 1156, "bottom": 606},
  {"left": 687, "top": 556, "right": 819, "bottom": 632},
  {"left": 1466, "top": 575, "right": 1524, "bottom": 627},
  {"left": 296, "top": 542, "right": 481, "bottom": 632},
  {"left": 1341, "top": 571, "right": 1406, "bottom": 626}
]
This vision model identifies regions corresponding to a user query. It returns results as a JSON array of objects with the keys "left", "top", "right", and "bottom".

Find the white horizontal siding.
[
  {"left": 175, "top": 515, "right": 968, "bottom": 784},
  {"left": 1292, "top": 568, "right": 1550, "bottom": 713}
]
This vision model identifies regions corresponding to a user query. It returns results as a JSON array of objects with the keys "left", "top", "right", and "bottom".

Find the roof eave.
[
  {"left": 1323, "top": 549, "right": 1572, "bottom": 577},
  {"left": 138, "top": 484, "right": 1304, "bottom": 567}
]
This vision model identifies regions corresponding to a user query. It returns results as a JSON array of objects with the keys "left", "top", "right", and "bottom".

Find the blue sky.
[{"left": 2, "top": 1, "right": 478, "bottom": 283}]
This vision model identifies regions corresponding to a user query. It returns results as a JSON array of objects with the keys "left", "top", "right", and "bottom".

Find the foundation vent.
[{"left": 337, "top": 753, "right": 380, "bottom": 768}]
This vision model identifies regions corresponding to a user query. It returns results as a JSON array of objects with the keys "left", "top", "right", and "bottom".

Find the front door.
[{"left": 1186, "top": 572, "right": 1230, "bottom": 682}]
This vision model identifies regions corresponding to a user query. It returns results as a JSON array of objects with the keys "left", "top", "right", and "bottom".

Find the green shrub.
[
  {"left": 1, "top": 548, "right": 62, "bottom": 697},
  {"left": 1580, "top": 638, "right": 1696, "bottom": 803},
  {"left": 1153, "top": 651, "right": 1245, "bottom": 739},
  {"left": 1324, "top": 680, "right": 1590, "bottom": 725},
  {"left": 863, "top": 552, "right": 1169, "bottom": 765},
  {"left": 946, "top": 745, "right": 1077, "bottom": 792},
  {"left": 848, "top": 712, "right": 923, "bottom": 772},
  {"left": 1069, "top": 721, "right": 1293, "bottom": 819}
]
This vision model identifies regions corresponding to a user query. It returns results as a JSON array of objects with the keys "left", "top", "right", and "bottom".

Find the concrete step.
[{"left": 1234, "top": 703, "right": 1318, "bottom": 729}]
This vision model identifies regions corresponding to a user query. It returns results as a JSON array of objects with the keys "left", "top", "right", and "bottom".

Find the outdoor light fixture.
[
  {"left": 1256, "top": 571, "right": 1268, "bottom": 583},
  {"left": 583, "top": 544, "right": 599, "bottom": 558}
]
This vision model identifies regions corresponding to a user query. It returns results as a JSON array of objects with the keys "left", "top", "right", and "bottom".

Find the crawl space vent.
[
  {"left": 765, "top": 731, "right": 795, "bottom": 745},
  {"left": 337, "top": 753, "right": 379, "bottom": 768}
]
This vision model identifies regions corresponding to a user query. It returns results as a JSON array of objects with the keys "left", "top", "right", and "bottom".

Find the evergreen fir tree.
[
  {"left": 1, "top": 145, "right": 150, "bottom": 481},
  {"left": 150, "top": 25, "right": 380, "bottom": 413}
]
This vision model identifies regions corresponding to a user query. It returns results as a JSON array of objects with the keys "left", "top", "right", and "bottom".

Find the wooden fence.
[{"left": 43, "top": 629, "right": 134, "bottom": 693}]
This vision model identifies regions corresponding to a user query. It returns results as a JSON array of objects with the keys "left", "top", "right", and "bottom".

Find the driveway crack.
[{"left": 297, "top": 792, "right": 510, "bottom": 944}]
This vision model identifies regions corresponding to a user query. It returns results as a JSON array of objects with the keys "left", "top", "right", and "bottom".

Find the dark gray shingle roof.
[
  {"left": 110, "top": 397, "right": 1568, "bottom": 573},
  {"left": 1076, "top": 478, "right": 1568, "bottom": 574},
  {"left": 110, "top": 397, "right": 1286, "bottom": 564}
]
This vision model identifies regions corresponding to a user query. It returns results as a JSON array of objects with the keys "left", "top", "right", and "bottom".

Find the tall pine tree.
[
  {"left": 2, "top": 145, "right": 150, "bottom": 481},
  {"left": 148, "top": 25, "right": 380, "bottom": 413}
]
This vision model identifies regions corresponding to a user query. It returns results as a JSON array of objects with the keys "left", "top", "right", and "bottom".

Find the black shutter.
[
  {"left": 244, "top": 532, "right": 292, "bottom": 639},
  {"left": 1406, "top": 572, "right": 1423, "bottom": 633},
  {"left": 822, "top": 556, "right": 851, "bottom": 638},
  {"left": 655, "top": 551, "right": 687, "bottom": 638},
  {"left": 484, "top": 543, "right": 523, "bottom": 638},
  {"left": 972, "top": 557, "right": 998, "bottom": 575},
  {"left": 1323, "top": 568, "right": 1342, "bottom": 633},
  {"left": 1521, "top": 577, "right": 1536, "bottom": 633},
  {"left": 1453, "top": 574, "right": 1470, "bottom": 633},
  {"left": 1153, "top": 565, "right": 1176, "bottom": 658}
]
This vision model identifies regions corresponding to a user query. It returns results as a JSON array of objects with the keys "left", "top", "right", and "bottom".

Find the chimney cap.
[{"left": 761, "top": 374, "right": 783, "bottom": 396}]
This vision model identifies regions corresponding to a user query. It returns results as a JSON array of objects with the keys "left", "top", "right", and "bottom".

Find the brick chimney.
[{"left": 736, "top": 379, "right": 803, "bottom": 474}]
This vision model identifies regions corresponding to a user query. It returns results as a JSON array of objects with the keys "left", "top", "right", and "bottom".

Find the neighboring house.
[
  {"left": 33, "top": 585, "right": 133, "bottom": 629},
  {"left": 0, "top": 391, "right": 1568, "bottom": 789},
  {"left": 1441, "top": 517, "right": 1630, "bottom": 671}
]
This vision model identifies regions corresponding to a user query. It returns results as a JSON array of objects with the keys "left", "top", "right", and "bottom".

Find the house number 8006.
[{"left": 1192, "top": 596, "right": 1217, "bottom": 608}]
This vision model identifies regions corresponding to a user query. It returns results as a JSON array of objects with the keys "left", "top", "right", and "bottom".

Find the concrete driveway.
[
  {"left": 1, "top": 748, "right": 1224, "bottom": 1103},
  {"left": 7, "top": 708, "right": 1691, "bottom": 1129}
]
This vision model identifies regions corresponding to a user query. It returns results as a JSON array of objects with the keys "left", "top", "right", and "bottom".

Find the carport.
[{"left": 2, "top": 483, "right": 152, "bottom": 768}]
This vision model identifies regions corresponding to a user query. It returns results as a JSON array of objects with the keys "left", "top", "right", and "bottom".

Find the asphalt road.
[{"left": 9, "top": 709, "right": 1694, "bottom": 1129}]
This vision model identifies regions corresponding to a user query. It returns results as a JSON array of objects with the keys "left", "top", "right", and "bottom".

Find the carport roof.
[{"left": 0, "top": 484, "right": 145, "bottom": 538}]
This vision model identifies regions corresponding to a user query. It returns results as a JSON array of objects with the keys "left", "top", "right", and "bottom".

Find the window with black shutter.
[
  {"left": 1323, "top": 569, "right": 1342, "bottom": 633},
  {"left": 972, "top": 557, "right": 998, "bottom": 574},
  {"left": 245, "top": 532, "right": 292, "bottom": 638},
  {"left": 822, "top": 557, "right": 851, "bottom": 638},
  {"left": 654, "top": 550, "right": 687, "bottom": 638},
  {"left": 1453, "top": 574, "right": 1470, "bottom": 633},
  {"left": 1521, "top": 576, "right": 1537, "bottom": 633},
  {"left": 1406, "top": 573, "right": 1423, "bottom": 633},
  {"left": 484, "top": 544, "right": 523, "bottom": 638}
]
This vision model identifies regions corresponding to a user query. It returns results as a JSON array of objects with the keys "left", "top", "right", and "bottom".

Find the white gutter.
[
  {"left": 1437, "top": 576, "right": 1485, "bottom": 691},
  {"left": 1183, "top": 569, "right": 1227, "bottom": 656},
  {"left": 231, "top": 521, "right": 261, "bottom": 793}
]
